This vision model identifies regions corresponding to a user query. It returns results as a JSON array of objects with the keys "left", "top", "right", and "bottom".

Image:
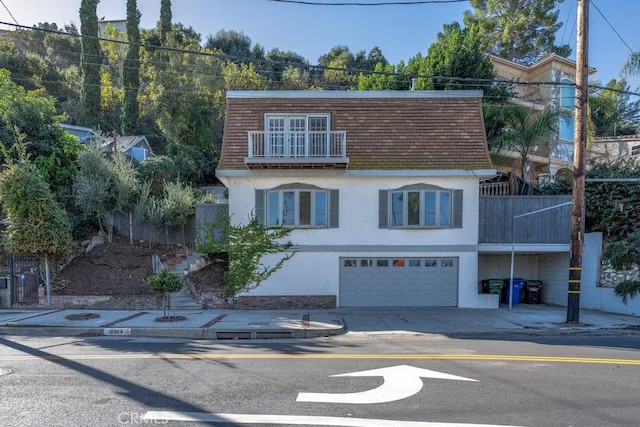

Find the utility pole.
[{"left": 567, "top": 0, "right": 589, "bottom": 323}]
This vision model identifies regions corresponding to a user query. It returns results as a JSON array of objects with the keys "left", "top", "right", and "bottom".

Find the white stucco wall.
[
  {"left": 224, "top": 173, "right": 487, "bottom": 307},
  {"left": 225, "top": 174, "right": 480, "bottom": 246},
  {"left": 536, "top": 233, "right": 640, "bottom": 317},
  {"left": 575, "top": 233, "right": 639, "bottom": 316},
  {"left": 242, "top": 250, "right": 489, "bottom": 308}
]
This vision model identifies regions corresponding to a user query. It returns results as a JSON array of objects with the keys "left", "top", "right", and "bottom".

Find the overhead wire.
[
  {"left": 267, "top": 0, "right": 467, "bottom": 5},
  {"left": 0, "top": 0, "right": 18, "bottom": 25}
]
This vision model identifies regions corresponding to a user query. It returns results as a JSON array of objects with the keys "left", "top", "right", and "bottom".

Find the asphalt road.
[{"left": 1, "top": 334, "right": 640, "bottom": 426}]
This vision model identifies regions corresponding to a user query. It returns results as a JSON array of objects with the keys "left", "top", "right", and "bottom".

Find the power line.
[
  {"left": 0, "top": 0, "right": 18, "bottom": 25},
  {"left": 4, "top": 19, "right": 640, "bottom": 104},
  {"left": 591, "top": 0, "right": 634, "bottom": 55},
  {"left": 267, "top": 0, "right": 466, "bottom": 5}
]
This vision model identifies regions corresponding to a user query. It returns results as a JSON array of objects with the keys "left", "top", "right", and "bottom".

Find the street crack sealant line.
[{"left": 2, "top": 353, "right": 640, "bottom": 365}]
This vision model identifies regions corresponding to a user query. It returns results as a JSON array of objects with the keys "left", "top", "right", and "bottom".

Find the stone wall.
[{"left": 599, "top": 260, "right": 640, "bottom": 288}]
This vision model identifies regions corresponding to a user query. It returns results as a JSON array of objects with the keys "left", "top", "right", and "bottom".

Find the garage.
[{"left": 339, "top": 257, "right": 458, "bottom": 307}]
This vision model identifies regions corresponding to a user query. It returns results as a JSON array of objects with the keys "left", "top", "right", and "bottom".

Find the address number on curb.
[{"left": 103, "top": 328, "right": 131, "bottom": 336}]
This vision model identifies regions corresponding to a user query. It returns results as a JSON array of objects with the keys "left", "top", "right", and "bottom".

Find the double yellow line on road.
[{"left": 3, "top": 353, "right": 640, "bottom": 365}]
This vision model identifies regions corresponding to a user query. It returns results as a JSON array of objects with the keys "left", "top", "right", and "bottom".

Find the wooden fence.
[
  {"left": 478, "top": 195, "right": 572, "bottom": 244},
  {"left": 108, "top": 203, "right": 229, "bottom": 245}
]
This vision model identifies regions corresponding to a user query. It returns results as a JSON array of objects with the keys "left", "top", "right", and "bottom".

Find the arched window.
[{"left": 559, "top": 78, "right": 575, "bottom": 142}]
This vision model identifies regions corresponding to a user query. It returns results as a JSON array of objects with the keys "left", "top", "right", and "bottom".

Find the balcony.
[{"left": 245, "top": 131, "right": 349, "bottom": 170}]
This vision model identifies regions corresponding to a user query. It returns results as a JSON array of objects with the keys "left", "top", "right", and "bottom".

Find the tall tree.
[
  {"left": 140, "top": 23, "right": 225, "bottom": 183},
  {"left": 589, "top": 79, "right": 640, "bottom": 137},
  {"left": 422, "top": 22, "right": 496, "bottom": 91},
  {"left": 79, "top": 0, "right": 102, "bottom": 127},
  {"left": 0, "top": 150, "right": 73, "bottom": 306},
  {"left": 260, "top": 48, "right": 309, "bottom": 87},
  {"left": 205, "top": 29, "right": 253, "bottom": 59},
  {"left": 317, "top": 45, "right": 357, "bottom": 89},
  {"left": 357, "top": 62, "right": 403, "bottom": 90},
  {"left": 463, "top": 0, "right": 571, "bottom": 65},
  {"left": 122, "top": 0, "right": 141, "bottom": 135},
  {"left": 99, "top": 23, "right": 127, "bottom": 133},
  {"left": 159, "top": 0, "right": 172, "bottom": 44},
  {"left": 0, "top": 69, "right": 82, "bottom": 191},
  {"left": 623, "top": 52, "right": 640, "bottom": 88}
]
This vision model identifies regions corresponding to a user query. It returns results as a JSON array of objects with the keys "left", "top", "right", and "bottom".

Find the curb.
[{"left": 0, "top": 323, "right": 347, "bottom": 340}]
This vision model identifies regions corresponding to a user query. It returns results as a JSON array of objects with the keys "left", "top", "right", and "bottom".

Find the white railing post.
[{"left": 247, "top": 131, "right": 253, "bottom": 158}]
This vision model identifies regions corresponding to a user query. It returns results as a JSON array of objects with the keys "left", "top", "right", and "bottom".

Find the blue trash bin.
[{"left": 504, "top": 278, "right": 525, "bottom": 304}]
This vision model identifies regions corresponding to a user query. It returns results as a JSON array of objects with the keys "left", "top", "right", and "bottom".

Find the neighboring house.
[
  {"left": 60, "top": 123, "right": 97, "bottom": 144},
  {"left": 104, "top": 134, "right": 155, "bottom": 162},
  {"left": 487, "top": 54, "right": 597, "bottom": 187},
  {"left": 588, "top": 134, "right": 640, "bottom": 164},
  {"left": 60, "top": 124, "right": 154, "bottom": 162},
  {"left": 216, "top": 90, "right": 499, "bottom": 309},
  {"left": 98, "top": 19, "right": 127, "bottom": 36}
]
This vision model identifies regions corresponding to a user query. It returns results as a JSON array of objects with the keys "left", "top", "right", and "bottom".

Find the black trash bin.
[{"left": 525, "top": 280, "right": 543, "bottom": 304}]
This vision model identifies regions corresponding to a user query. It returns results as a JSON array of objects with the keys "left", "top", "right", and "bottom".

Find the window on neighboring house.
[
  {"left": 632, "top": 145, "right": 640, "bottom": 157},
  {"left": 266, "top": 114, "right": 329, "bottom": 157},
  {"left": 255, "top": 184, "right": 339, "bottom": 228},
  {"left": 559, "top": 77, "right": 575, "bottom": 142},
  {"left": 379, "top": 184, "right": 462, "bottom": 229}
]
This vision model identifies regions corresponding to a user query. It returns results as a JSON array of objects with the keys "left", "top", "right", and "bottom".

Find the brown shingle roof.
[{"left": 217, "top": 91, "right": 493, "bottom": 171}]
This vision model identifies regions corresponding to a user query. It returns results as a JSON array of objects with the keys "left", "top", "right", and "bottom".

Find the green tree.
[
  {"left": 147, "top": 268, "right": 183, "bottom": 317},
  {"left": 261, "top": 48, "right": 310, "bottom": 88},
  {"left": 79, "top": 0, "right": 102, "bottom": 127},
  {"left": 122, "top": 0, "right": 141, "bottom": 135},
  {"left": 318, "top": 46, "right": 357, "bottom": 89},
  {"left": 0, "top": 151, "right": 73, "bottom": 306},
  {"left": 357, "top": 62, "right": 403, "bottom": 90},
  {"left": 624, "top": 51, "right": 640, "bottom": 80},
  {"left": 589, "top": 79, "right": 640, "bottom": 137},
  {"left": 422, "top": 22, "right": 496, "bottom": 91},
  {"left": 280, "top": 65, "right": 313, "bottom": 90},
  {"left": 197, "top": 216, "right": 294, "bottom": 298},
  {"left": 490, "top": 105, "right": 570, "bottom": 183},
  {"left": 0, "top": 69, "right": 82, "bottom": 192},
  {"left": 463, "top": 0, "right": 571, "bottom": 65},
  {"left": 158, "top": 180, "right": 196, "bottom": 245},
  {"left": 140, "top": 23, "right": 224, "bottom": 182},
  {"left": 137, "top": 155, "right": 179, "bottom": 195},
  {"left": 73, "top": 140, "right": 113, "bottom": 238},
  {"left": 159, "top": 0, "right": 172, "bottom": 44},
  {"left": 0, "top": 23, "right": 82, "bottom": 113},
  {"left": 205, "top": 29, "right": 253, "bottom": 59}
]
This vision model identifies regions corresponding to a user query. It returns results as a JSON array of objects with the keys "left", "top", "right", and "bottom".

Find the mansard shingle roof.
[{"left": 217, "top": 91, "right": 493, "bottom": 171}]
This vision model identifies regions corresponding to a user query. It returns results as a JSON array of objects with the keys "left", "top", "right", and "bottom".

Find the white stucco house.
[{"left": 216, "top": 90, "right": 502, "bottom": 309}]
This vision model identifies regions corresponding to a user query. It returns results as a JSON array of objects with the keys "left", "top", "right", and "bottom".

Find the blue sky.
[{"left": 1, "top": 0, "right": 639, "bottom": 89}]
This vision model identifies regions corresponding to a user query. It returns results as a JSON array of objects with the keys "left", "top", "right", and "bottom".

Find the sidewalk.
[{"left": 0, "top": 304, "right": 638, "bottom": 340}]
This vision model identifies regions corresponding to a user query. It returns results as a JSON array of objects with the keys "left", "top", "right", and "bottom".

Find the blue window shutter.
[
  {"left": 379, "top": 190, "right": 388, "bottom": 228},
  {"left": 255, "top": 189, "right": 265, "bottom": 225},
  {"left": 329, "top": 190, "right": 339, "bottom": 228},
  {"left": 453, "top": 189, "right": 463, "bottom": 228}
]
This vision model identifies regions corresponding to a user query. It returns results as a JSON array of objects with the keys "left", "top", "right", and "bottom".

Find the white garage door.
[{"left": 339, "top": 257, "right": 458, "bottom": 307}]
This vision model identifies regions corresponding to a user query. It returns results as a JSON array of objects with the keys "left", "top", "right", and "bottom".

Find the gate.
[{"left": 0, "top": 248, "right": 41, "bottom": 304}]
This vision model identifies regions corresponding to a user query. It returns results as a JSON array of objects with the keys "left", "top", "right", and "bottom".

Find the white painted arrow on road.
[{"left": 296, "top": 364, "right": 478, "bottom": 404}]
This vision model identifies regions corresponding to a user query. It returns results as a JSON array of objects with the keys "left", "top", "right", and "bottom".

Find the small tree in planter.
[{"left": 147, "top": 268, "right": 184, "bottom": 321}]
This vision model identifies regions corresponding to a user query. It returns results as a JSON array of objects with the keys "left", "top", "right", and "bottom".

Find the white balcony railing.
[{"left": 247, "top": 131, "right": 347, "bottom": 159}]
